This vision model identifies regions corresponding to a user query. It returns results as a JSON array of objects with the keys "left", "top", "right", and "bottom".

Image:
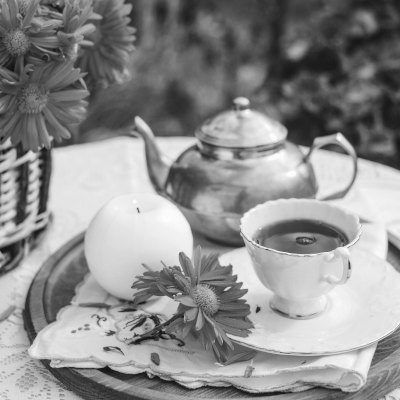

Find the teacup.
[{"left": 240, "top": 199, "right": 362, "bottom": 319}]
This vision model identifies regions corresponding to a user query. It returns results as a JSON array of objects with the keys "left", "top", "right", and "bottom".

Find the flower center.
[
  {"left": 17, "top": 84, "right": 49, "bottom": 114},
  {"left": 3, "top": 28, "right": 30, "bottom": 56},
  {"left": 193, "top": 284, "right": 220, "bottom": 316}
]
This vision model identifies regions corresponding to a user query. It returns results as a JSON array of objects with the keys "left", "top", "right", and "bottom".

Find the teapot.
[{"left": 133, "top": 97, "right": 357, "bottom": 245}]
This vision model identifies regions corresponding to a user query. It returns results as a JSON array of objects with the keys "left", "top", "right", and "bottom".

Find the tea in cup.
[{"left": 240, "top": 199, "right": 362, "bottom": 319}]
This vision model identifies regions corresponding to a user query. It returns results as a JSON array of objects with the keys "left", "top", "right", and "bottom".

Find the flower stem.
[{"left": 135, "top": 312, "right": 184, "bottom": 340}]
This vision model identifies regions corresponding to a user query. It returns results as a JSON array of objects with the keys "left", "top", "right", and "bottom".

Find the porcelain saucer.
[{"left": 219, "top": 247, "right": 400, "bottom": 356}]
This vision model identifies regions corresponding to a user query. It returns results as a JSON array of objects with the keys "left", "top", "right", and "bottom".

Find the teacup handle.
[
  {"left": 323, "top": 247, "right": 352, "bottom": 285},
  {"left": 305, "top": 132, "right": 358, "bottom": 201}
]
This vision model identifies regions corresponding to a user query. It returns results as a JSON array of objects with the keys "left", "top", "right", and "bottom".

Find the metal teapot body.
[{"left": 133, "top": 98, "right": 357, "bottom": 245}]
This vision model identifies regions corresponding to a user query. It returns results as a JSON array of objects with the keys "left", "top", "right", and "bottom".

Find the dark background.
[{"left": 74, "top": 0, "right": 400, "bottom": 169}]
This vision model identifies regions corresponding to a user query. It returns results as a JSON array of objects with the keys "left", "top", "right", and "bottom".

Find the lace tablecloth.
[{"left": 1, "top": 136, "right": 400, "bottom": 400}]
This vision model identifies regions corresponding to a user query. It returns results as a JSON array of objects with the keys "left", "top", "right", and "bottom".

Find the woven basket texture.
[{"left": 0, "top": 139, "right": 52, "bottom": 275}]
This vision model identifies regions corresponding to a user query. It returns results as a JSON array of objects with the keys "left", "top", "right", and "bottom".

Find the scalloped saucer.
[{"left": 219, "top": 247, "right": 400, "bottom": 356}]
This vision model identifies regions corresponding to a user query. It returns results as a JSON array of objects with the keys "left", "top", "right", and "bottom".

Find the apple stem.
[{"left": 137, "top": 208, "right": 140, "bottom": 213}]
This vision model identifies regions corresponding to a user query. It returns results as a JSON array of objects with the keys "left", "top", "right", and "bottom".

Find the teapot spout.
[{"left": 131, "top": 116, "right": 170, "bottom": 194}]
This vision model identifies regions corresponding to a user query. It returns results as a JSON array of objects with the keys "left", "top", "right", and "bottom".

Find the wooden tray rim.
[{"left": 24, "top": 232, "right": 400, "bottom": 400}]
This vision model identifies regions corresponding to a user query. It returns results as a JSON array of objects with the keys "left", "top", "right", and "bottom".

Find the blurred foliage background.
[{"left": 76, "top": 0, "right": 400, "bottom": 169}]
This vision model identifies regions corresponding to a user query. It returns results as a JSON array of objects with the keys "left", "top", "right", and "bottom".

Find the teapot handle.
[{"left": 305, "top": 133, "right": 358, "bottom": 201}]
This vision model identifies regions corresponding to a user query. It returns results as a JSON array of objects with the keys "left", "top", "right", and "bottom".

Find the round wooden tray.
[{"left": 24, "top": 233, "right": 400, "bottom": 400}]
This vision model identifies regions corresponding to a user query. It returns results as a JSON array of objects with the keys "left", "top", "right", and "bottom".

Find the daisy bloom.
[
  {"left": 0, "top": 61, "right": 88, "bottom": 151},
  {"left": 57, "top": 0, "right": 97, "bottom": 61},
  {"left": 0, "top": 0, "right": 62, "bottom": 67},
  {"left": 131, "top": 246, "right": 255, "bottom": 364},
  {"left": 76, "top": 0, "right": 136, "bottom": 86}
]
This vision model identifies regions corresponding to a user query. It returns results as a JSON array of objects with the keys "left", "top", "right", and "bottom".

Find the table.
[{"left": 0, "top": 136, "right": 399, "bottom": 400}]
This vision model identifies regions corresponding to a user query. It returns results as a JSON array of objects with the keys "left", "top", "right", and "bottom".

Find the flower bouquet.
[
  {"left": 131, "top": 247, "right": 256, "bottom": 365},
  {"left": 0, "top": 0, "right": 135, "bottom": 273}
]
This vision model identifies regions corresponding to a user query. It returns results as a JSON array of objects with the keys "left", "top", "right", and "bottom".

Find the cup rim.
[{"left": 240, "top": 199, "right": 363, "bottom": 257}]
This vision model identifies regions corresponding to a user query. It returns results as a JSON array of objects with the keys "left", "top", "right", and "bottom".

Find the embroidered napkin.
[{"left": 29, "top": 222, "right": 388, "bottom": 393}]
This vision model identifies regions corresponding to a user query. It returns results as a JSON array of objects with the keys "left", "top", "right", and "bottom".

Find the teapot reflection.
[{"left": 133, "top": 97, "right": 357, "bottom": 245}]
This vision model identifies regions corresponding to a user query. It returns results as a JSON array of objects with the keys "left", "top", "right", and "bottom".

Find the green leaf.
[{"left": 222, "top": 350, "right": 257, "bottom": 366}]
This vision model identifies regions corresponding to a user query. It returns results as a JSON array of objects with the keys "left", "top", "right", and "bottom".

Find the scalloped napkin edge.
[{"left": 29, "top": 222, "right": 386, "bottom": 393}]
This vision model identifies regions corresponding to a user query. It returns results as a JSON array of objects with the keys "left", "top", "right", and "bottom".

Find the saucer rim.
[
  {"left": 230, "top": 323, "right": 400, "bottom": 357},
  {"left": 220, "top": 247, "right": 400, "bottom": 356}
]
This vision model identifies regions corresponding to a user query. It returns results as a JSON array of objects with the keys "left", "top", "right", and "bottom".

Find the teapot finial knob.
[{"left": 232, "top": 97, "right": 250, "bottom": 111}]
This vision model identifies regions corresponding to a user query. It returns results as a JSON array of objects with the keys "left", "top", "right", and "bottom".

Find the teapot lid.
[{"left": 196, "top": 97, "right": 287, "bottom": 149}]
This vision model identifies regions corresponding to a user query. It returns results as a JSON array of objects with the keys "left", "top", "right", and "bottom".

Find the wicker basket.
[{"left": 0, "top": 139, "right": 52, "bottom": 275}]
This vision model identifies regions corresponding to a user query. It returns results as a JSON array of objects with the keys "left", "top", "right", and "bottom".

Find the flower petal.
[
  {"left": 200, "top": 254, "right": 220, "bottom": 275},
  {"left": 215, "top": 316, "right": 253, "bottom": 330},
  {"left": 195, "top": 308, "right": 204, "bottom": 331},
  {"left": 43, "top": 107, "right": 71, "bottom": 140},
  {"left": 222, "top": 350, "right": 257, "bottom": 366},
  {"left": 179, "top": 252, "right": 196, "bottom": 286},
  {"left": 7, "top": 0, "right": 18, "bottom": 25},
  {"left": 184, "top": 307, "right": 198, "bottom": 323},
  {"left": 219, "top": 288, "right": 248, "bottom": 303},
  {"left": 174, "top": 295, "right": 197, "bottom": 308},
  {"left": 218, "top": 302, "right": 250, "bottom": 311},
  {"left": 22, "top": 0, "right": 41, "bottom": 28},
  {"left": 173, "top": 274, "right": 190, "bottom": 291},
  {"left": 182, "top": 319, "right": 195, "bottom": 338},
  {"left": 49, "top": 89, "right": 89, "bottom": 102},
  {"left": 36, "top": 113, "right": 52, "bottom": 149},
  {"left": 0, "top": 110, "right": 21, "bottom": 132},
  {"left": 192, "top": 246, "right": 202, "bottom": 285},
  {"left": 0, "top": 95, "right": 12, "bottom": 114},
  {"left": 23, "top": 114, "right": 40, "bottom": 152}
]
